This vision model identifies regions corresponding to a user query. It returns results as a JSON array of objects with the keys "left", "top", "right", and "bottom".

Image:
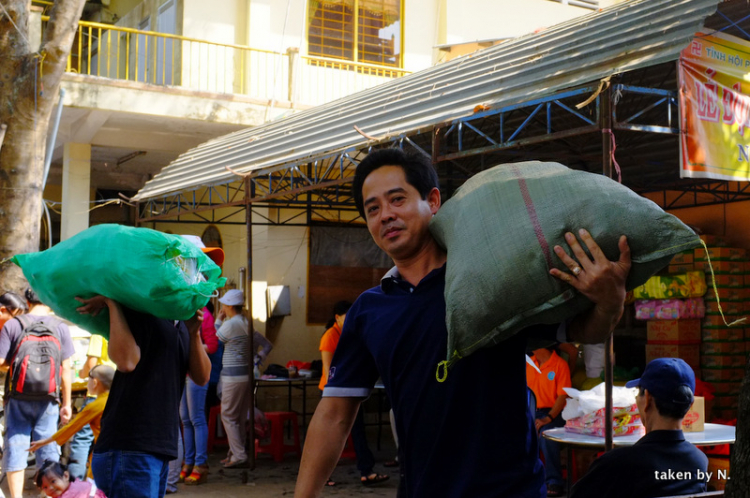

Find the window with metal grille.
[
  {"left": 307, "top": 0, "right": 402, "bottom": 68},
  {"left": 547, "top": 0, "right": 599, "bottom": 10}
]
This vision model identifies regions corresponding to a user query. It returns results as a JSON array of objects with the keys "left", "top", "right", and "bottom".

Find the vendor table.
[
  {"left": 542, "top": 423, "right": 736, "bottom": 495},
  {"left": 254, "top": 378, "right": 391, "bottom": 447},
  {"left": 255, "top": 378, "right": 316, "bottom": 430}
]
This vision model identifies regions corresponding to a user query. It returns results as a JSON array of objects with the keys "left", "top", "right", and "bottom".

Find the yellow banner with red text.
[{"left": 679, "top": 32, "right": 750, "bottom": 180}]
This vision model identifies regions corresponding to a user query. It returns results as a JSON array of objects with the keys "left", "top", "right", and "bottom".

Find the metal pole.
[
  {"left": 43, "top": 88, "right": 65, "bottom": 190},
  {"left": 600, "top": 83, "right": 614, "bottom": 452},
  {"left": 245, "top": 176, "right": 256, "bottom": 469},
  {"left": 0, "top": 123, "right": 7, "bottom": 153}
]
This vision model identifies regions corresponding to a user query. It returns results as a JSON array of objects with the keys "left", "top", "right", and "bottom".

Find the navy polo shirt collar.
[
  {"left": 380, "top": 264, "right": 446, "bottom": 294},
  {"left": 637, "top": 430, "right": 686, "bottom": 445}
]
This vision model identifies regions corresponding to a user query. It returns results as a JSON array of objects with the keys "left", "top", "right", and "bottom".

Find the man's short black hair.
[
  {"left": 24, "top": 287, "right": 42, "bottom": 306},
  {"left": 640, "top": 386, "right": 693, "bottom": 420},
  {"left": 352, "top": 149, "right": 439, "bottom": 218}
]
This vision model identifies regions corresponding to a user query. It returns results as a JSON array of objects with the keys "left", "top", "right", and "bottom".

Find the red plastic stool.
[
  {"left": 206, "top": 404, "right": 228, "bottom": 453},
  {"left": 256, "top": 411, "right": 301, "bottom": 462},
  {"left": 340, "top": 434, "right": 356, "bottom": 460}
]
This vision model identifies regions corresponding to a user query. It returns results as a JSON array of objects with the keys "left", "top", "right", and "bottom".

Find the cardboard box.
[
  {"left": 646, "top": 320, "right": 701, "bottom": 343},
  {"left": 702, "top": 367, "right": 744, "bottom": 382},
  {"left": 681, "top": 396, "right": 704, "bottom": 432},
  {"left": 710, "top": 381, "right": 742, "bottom": 396},
  {"left": 707, "top": 457, "right": 731, "bottom": 491},
  {"left": 694, "top": 246, "right": 747, "bottom": 261},
  {"left": 668, "top": 264, "right": 694, "bottom": 274},
  {"left": 700, "top": 354, "right": 746, "bottom": 368},
  {"left": 701, "top": 341, "right": 745, "bottom": 355},
  {"left": 702, "top": 327, "right": 744, "bottom": 341},
  {"left": 697, "top": 261, "right": 745, "bottom": 274},
  {"left": 704, "top": 287, "right": 744, "bottom": 301},
  {"left": 713, "top": 394, "right": 739, "bottom": 410},
  {"left": 713, "top": 408, "right": 738, "bottom": 421},
  {"left": 702, "top": 315, "right": 740, "bottom": 328},
  {"left": 698, "top": 234, "right": 731, "bottom": 247},
  {"left": 671, "top": 252, "right": 694, "bottom": 264},
  {"left": 705, "top": 300, "right": 742, "bottom": 315},
  {"left": 710, "top": 274, "right": 745, "bottom": 287},
  {"left": 645, "top": 344, "right": 700, "bottom": 368}
]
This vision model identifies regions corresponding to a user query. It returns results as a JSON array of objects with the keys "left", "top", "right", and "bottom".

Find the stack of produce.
[
  {"left": 695, "top": 235, "right": 747, "bottom": 421},
  {"left": 632, "top": 269, "right": 707, "bottom": 372}
]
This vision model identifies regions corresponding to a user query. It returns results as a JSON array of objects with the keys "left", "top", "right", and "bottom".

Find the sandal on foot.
[
  {"left": 223, "top": 459, "right": 248, "bottom": 469},
  {"left": 184, "top": 465, "right": 208, "bottom": 485},
  {"left": 383, "top": 459, "right": 399, "bottom": 468},
  {"left": 178, "top": 464, "right": 193, "bottom": 483},
  {"left": 361, "top": 473, "right": 390, "bottom": 486},
  {"left": 325, "top": 478, "right": 337, "bottom": 487}
]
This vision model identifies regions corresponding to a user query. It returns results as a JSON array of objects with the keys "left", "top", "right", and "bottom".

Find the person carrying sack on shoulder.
[{"left": 0, "top": 288, "right": 75, "bottom": 498}]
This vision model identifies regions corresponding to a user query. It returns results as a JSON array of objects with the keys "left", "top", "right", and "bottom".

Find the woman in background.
[{"left": 179, "top": 301, "right": 219, "bottom": 485}]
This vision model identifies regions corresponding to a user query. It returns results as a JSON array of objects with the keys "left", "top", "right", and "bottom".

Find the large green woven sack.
[
  {"left": 429, "top": 161, "right": 700, "bottom": 364},
  {"left": 12, "top": 224, "right": 227, "bottom": 339}
]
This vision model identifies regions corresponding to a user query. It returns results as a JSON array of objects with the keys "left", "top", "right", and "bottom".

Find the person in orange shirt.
[
  {"left": 28, "top": 365, "right": 115, "bottom": 480},
  {"left": 526, "top": 346, "right": 571, "bottom": 498},
  {"left": 319, "top": 301, "right": 388, "bottom": 487}
]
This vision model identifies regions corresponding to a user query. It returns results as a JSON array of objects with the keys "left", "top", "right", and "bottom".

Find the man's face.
[{"left": 361, "top": 165, "right": 439, "bottom": 262}]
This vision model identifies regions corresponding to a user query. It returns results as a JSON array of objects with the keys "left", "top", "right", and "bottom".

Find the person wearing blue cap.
[{"left": 570, "top": 358, "right": 708, "bottom": 498}]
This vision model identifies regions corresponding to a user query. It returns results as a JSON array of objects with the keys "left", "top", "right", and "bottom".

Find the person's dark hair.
[
  {"left": 34, "top": 459, "right": 68, "bottom": 488},
  {"left": 639, "top": 386, "right": 693, "bottom": 419},
  {"left": 325, "top": 300, "right": 353, "bottom": 329},
  {"left": 0, "top": 292, "right": 27, "bottom": 314},
  {"left": 352, "top": 149, "right": 439, "bottom": 218},
  {"left": 89, "top": 364, "right": 115, "bottom": 390},
  {"left": 205, "top": 301, "right": 215, "bottom": 315},
  {"left": 232, "top": 305, "right": 243, "bottom": 313},
  {"left": 24, "top": 287, "right": 42, "bottom": 306}
]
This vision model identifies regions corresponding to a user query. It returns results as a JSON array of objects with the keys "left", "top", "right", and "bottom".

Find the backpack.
[{"left": 7, "top": 315, "right": 64, "bottom": 401}]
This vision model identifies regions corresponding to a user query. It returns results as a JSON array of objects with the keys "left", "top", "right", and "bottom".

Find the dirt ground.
[{"left": 5, "top": 436, "right": 400, "bottom": 498}]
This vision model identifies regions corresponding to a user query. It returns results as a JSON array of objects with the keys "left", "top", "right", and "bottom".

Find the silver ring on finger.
[{"left": 572, "top": 266, "right": 582, "bottom": 276}]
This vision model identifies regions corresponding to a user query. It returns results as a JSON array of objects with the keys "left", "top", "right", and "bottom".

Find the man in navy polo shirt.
[
  {"left": 570, "top": 358, "right": 708, "bottom": 498},
  {"left": 294, "top": 149, "right": 631, "bottom": 498}
]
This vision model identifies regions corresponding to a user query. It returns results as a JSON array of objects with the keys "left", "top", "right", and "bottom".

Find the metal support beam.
[
  {"left": 600, "top": 83, "right": 615, "bottom": 452},
  {"left": 246, "top": 176, "right": 256, "bottom": 470}
]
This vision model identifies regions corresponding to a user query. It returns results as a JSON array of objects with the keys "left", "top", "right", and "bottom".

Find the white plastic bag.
[{"left": 562, "top": 383, "right": 639, "bottom": 420}]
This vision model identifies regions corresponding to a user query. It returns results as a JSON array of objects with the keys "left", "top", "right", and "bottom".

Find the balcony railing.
[{"left": 48, "top": 18, "right": 409, "bottom": 107}]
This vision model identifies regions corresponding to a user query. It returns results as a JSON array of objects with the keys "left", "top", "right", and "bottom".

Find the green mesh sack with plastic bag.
[
  {"left": 12, "top": 224, "right": 227, "bottom": 338},
  {"left": 428, "top": 161, "right": 700, "bottom": 368}
]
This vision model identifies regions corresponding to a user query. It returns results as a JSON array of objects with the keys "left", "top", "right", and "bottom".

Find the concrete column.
[{"left": 61, "top": 143, "right": 91, "bottom": 240}]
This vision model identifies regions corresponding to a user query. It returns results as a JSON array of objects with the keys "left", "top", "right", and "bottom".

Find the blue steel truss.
[{"left": 137, "top": 78, "right": 748, "bottom": 224}]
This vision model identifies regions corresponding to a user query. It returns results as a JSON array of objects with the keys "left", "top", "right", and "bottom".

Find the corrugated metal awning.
[{"left": 134, "top": 0, "right": 720, "bottom": 201}]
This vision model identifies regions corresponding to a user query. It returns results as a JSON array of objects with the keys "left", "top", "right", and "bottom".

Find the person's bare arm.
[
  {"left": 320, "top": 351, "right": 334, "bottom": 383},
  {"left": 295, "top": 397, "right": 360, "bottom": 497},
  {"left": 79, "top": 356, "right": 98, "bottom": 379},
  {"left": 558, "top": 342, "right": 579, "bottom": 375},
  {"left": 76, "top": 296, "right": 140, "bottom": 373},
  {"left": 550, "top": 231, "right": 631, "bottom": 344},
  {"left": 186, "top": 311, "right": 211, "bottom": 386},
  {"left": 536, "top": 394, "right": 568, "bottom": 431},
  {"left": 59, "top": 358, "right": 72, "bottom": 424}
]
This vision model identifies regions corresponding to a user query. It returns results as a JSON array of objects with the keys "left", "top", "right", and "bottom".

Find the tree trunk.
[
  {"left": 0, "top": 0, "right": 86, "bottom": 294},
  {"left": 725, "top": 356, "right": 750, "bottom": 497}
]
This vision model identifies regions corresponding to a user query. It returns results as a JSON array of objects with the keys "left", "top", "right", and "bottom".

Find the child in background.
[
  {"left": 35, "top": 460, "right": 107, "bottom": 498},
  {"left": 29, "top": 365, "right": 115, "bottom": 478}
]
